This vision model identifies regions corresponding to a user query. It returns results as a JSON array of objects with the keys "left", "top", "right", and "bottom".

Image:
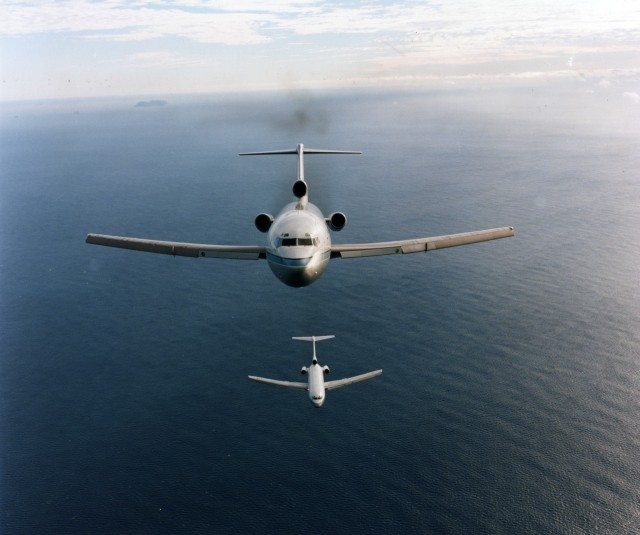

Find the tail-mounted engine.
[
  {"left": 255, "top": 213, "right": 274, "bottom": 233},
  {"left": 326, "top": 212, "right": 347, "bottom": 231},
  {"left": 323, "top": 366, "right": 330, "bottom": 375},
  {"left": 300, "top": 366, "right": 308, "bottom": 375},
  {"left": 292, "top": 180, "right": 308, "bottom": 199}
]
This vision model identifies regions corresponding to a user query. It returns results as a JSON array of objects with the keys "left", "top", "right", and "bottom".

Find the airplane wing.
[
  {"left": 86, "top": 234, "right": 266, "bottom": 260},
  {"left": 330, "top": 226, "right": 514, "bottom": 259},
  {"left": 248, "top": 376, "right": 308, "bottom": 390},
  {"left": 325, "top": 369, "right": 383, "bottom": 391}
]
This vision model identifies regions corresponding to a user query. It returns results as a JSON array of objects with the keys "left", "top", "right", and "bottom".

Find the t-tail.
[
  {"left": 239, "top": 144, "right": 361, "bottom": 206},
  {"left": 292, "top": 335, "right": 335, "bottom": 364}
]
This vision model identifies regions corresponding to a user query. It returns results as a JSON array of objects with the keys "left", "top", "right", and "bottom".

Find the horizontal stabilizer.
[
  {"left": 292, "top": 335, "right": 335, "bottom": 342},
  {"left": 240, "top": 148, "right": 361, "bottom": 156},
  {"left": 240, "top": 143, "right": 360, "bottom": 182}
]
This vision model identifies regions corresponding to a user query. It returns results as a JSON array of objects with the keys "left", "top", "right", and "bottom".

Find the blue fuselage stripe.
[{"left": 266, "top": 250, "right": 330, "bottom": 267}]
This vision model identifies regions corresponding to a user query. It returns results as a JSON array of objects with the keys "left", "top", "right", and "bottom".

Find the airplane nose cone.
[
  {"left": 266, "top": 253, "right": 329, "bottom": 288},
  {"left": 275, "top": 265, "right": 321, "bottom": 288}
]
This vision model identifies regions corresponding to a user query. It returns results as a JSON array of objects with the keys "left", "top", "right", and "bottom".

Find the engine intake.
[
  {"left": 254, "top": 213, "right": 274, "bottom": 233},
  {"left": 292, "top": 180, "right": 308, "bottom": 199},
  {"left": 326, "top": 212, "right": 347, "bottom": 231}
]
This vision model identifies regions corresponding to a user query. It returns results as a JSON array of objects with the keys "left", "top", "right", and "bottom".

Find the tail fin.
[
  {"left": 240, "top": 143, "right": 360, "bottom": 181},
  {"left": 292, "top": 335, "right": 335, "bottom": 364}
]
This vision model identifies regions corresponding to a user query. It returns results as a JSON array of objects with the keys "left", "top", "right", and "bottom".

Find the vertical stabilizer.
[{"left": 296, "top": 143, "right": 305, "bottom": 182}]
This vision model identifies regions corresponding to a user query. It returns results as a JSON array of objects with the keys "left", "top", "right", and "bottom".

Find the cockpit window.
[{"left": 277, "top": 236, "right": 317, "bottom": 247}]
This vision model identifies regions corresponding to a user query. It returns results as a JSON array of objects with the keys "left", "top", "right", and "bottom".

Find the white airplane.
[
  {"left": 86, "top": 143, "right": 514, "bottom": 287},
  {"left": 248, "top": 335, "right": 382, "bottom": 407}
]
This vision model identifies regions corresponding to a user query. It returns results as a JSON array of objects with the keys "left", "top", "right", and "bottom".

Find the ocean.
[{"left": 1, "top": 84, "right": 639, "bottom": 534}]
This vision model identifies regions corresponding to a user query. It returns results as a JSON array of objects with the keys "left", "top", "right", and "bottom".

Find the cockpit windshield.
[{"left": 277, "top": 236, "right": 319, "bottom": 247}]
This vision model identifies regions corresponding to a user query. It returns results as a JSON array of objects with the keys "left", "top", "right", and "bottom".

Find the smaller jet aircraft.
[{"left": 248, "top": 335, "right": 382, "bottom": 407}]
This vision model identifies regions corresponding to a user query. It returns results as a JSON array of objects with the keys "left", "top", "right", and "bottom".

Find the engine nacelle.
[
  {"left": 323, "top": 366, "right": 330, "bottom": 375},
  {"left": 292, "top": 180, "right": 308, "bottom": 199},
  {"left": 300, "top": 367, "right": 308, "bottom": 375},
  {"left": 255, "top": 213, "right": 274, "bottom": 233},
  {"left": 326, "top": 212, "right": 347, "bottom": 231}
]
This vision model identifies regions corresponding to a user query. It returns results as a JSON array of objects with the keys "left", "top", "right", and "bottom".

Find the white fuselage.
[
  {"left": 265, "top": 201, "right": 331, "bottom": 287},
  {"left": 306, "top": 361, "right": 329, "bottom": 407}
]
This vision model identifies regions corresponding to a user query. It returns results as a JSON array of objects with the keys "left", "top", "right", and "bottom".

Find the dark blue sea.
[{"left": 2, "top": 85, "right": 639, "bottom": 534}]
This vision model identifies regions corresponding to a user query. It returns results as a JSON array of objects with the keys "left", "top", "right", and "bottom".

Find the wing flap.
[
  {"left": 248, "top": 376, "right": 308, "bottom": 390},
  {"left": 325, "top": 369, "right": 383, "bottom": 391},
  {"left": 86, "top": 234, "right": 266, "bottom": 260},
  {"left": 331, "top": 226, "right": 514, "bottom": 259}
]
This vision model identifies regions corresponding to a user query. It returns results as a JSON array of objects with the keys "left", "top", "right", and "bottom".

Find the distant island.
[{"left": 134, "top": 99, "right": 167, "bottom": 108}]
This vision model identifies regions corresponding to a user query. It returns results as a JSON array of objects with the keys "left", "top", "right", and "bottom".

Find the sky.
[{"left": 1, "top": 0, "right": 639, "bottom": 101}]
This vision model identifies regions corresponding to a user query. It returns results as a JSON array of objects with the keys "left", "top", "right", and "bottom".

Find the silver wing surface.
[
  {"left": 331, "top": 226, "right": 514, "bottom": 259},
  {"left": 248, "top": 376, "right": 308, "bottom": 390},
  {"left": 86, "top": 234, "right": 266, "bottom": 260},
  {"left": 325, "top": 369, "right": 383, "bottom": 391}
]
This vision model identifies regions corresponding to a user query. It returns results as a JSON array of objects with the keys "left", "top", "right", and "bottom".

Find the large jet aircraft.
[
  {"left": 86, "top": 144, "right": 514, "bottom": 287},
  {"left": 248, "top": 335, "right": 382, "bottom": 407}
]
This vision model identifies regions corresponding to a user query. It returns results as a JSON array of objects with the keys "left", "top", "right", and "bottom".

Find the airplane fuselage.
[
  {"left": 306, "top": 361, "right": 329, "bottom": 407},
  {"left": 86, "top": 143, "right": 515, "bottom": 288},
  {"left": 265, "top": 202, "right": 331, "bottom": 287}
]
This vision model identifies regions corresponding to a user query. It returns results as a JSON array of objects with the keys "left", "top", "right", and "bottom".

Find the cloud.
[
  {"left": 118, "top": 51, "right": 208, "bottom": 69},
  {"left": 2, "top": 0, "right": 640, "bottom": 99},
  {"left": 623, "top": 91, "right": 640, "bottom": 104},
  {"left": 5, "top": 1, "right": 639, "bottom": 50},
  {"left": 1, "top": 0, "right": 274, "bottom": 45}
]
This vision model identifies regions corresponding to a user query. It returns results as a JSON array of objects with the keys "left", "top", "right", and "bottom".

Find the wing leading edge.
[
  {"left": 86, "top": 234, "right": 266, "bottom": 260},
  {"left": 324, "top": 369, "right": 383, "bottom": 390},
  {"left": 331, "top": 226, "right": 514, "bottom": 259},
  {"left": 87, "top": 226, "right": 513, "bottom": 261},
  {"left": 247, "top": 376, "right": 308, "bottom": 390}
]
